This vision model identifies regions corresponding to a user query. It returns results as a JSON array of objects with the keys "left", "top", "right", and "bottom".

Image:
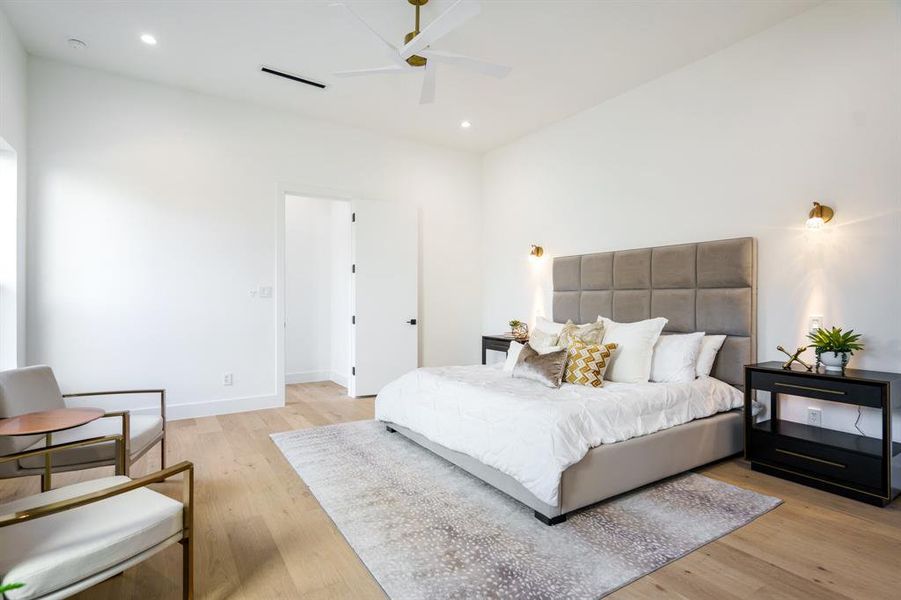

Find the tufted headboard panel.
[{"left": 552, "top": 237, "right": 757, "bottom": 389}]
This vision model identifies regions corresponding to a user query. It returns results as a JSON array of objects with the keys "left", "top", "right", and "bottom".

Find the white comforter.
[{"left": 375, "top": 365, "right": 742, "bottom": 506}]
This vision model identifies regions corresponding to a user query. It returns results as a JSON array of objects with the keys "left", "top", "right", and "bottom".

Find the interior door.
[{"left": 349, "top": 200, "right": 418, "bottom": 397}]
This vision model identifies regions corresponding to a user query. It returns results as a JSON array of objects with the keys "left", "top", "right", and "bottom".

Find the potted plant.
[
  {"left": 509, "top": 319, "right": 528, "bottom": 340},
  {"left": 807, "top": 326, "right": 864, "bottom": 372}
]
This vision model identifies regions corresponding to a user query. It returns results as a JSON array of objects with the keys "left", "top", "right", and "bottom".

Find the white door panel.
[{"left": 349, "top": 201, "right": 418, "bottom": 397}]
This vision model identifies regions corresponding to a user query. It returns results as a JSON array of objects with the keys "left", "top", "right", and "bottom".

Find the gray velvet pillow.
[{"left": 512, "top": 343, "right": 568, "bottom": 388}]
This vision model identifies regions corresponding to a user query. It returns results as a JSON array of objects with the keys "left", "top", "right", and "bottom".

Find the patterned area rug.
[{"left": 272, "top": 420, "right": 780, "bottom": 599}]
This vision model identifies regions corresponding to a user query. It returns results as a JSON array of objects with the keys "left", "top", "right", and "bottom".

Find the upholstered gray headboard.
[{"left": 552, "top": 237, "right": 757, "bottom": 389}]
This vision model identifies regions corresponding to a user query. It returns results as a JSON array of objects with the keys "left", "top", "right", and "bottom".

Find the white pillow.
[
  {"left": 696, "top": 334, "right": 727, "bottom": 377},
  {"left": 529, "top": 327, "right": 560, "bottom": 352},
  {"left": 600, "top": 317, "right": 668, "bottom": 383},
  {"left": 503, "top": 341, "right": 525, "bottom": 372},
  {"left": 650, "top": 332, "right": 705, "bottom": 383},
  {"left": 534, "top": 316, "right": 566, "bottom": 335}
]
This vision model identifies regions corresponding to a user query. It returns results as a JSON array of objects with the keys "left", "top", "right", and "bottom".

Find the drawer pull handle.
[
  {"left": 775, "top": 448, "right": 846, "bottom": 468},
  {"left": 775, "top": 382, "right": 845, "bottom": 395}
]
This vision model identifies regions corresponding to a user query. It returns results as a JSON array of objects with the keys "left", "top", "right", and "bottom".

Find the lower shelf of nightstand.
[
  {"left": 751, "top": 462, "right": 895, "bottom": 507},
  {"left": 749, "top": 419, "right": 898, "bottom": 506}
]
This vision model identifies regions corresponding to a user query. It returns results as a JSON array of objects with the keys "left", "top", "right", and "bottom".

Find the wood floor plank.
[{"left": 0, "top": 380, "right": 895, "bottom": 599}]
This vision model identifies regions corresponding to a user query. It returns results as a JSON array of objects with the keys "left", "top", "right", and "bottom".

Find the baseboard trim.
[
  {"left": 286, "top": 370, "right": 331, "bottom": 384},
  {"left": 330, "top": 371, "right": 348, "bottom": 387},
  {"left": 124, "top": 394, "right": 284, "bottom": 421}
]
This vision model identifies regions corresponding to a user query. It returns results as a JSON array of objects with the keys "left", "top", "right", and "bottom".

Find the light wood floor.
[{"left": 1, "top": 382, "right": 898, "bottom": 599}]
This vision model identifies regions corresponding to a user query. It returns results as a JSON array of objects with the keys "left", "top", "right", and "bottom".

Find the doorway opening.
[{"left": 283, "top": 194, "right": 352, "bottom": 394}]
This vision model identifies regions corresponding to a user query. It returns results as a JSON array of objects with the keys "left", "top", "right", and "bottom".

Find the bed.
[{"left": 377, "top": 237, "right": 757, "bottom": 524}]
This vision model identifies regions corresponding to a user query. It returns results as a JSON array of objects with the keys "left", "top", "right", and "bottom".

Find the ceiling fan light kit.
[{"left": 332, "top": 0, "right": 510, "bottom": 105}]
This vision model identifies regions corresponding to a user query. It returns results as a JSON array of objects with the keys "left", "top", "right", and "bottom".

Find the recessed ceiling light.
[
  {"left": 67, "top": 38, "right": 87, "bottom": 50},
  {"left": 460, "top": 120, "right": 472, "bottom": 129},
  {"left": 140, "top": 33, "right": 157, "bottom": 46}
]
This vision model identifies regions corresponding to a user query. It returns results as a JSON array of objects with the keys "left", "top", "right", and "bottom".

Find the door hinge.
[
  {"left": 352, "top": 366, "right": 356, "bottom": 376},
  {"left": 351, "top": 264, "right": 355, "bottom": 273},
  {"left": 351, "top": 212, "right": 356, "bottom": 223},
  {"left": 352, "top": 315, "right": 355, "bottom": 324}
]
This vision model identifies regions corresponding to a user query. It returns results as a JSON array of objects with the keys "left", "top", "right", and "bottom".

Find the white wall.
[
  {"left": 27, "top": 58, "right": 482, "bottom": 418},
  {"left": 284, "top": 195, "right": 333, "bottom": 384},
  {"left": 481, "top": 1, "right": 901, "bottom": 439},
  {"left": 0, "top": 6, "right": 27, "bottom": 370}
]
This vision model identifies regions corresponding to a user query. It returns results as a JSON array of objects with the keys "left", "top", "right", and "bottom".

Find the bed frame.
[{"left": 386, "top": 237, "right": 757, "bottom": 524}]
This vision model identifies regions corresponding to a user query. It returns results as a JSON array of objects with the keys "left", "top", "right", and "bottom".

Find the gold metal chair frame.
[
  {"left": 0, "top": 436, "right": 194, "bottom": 599},
  {"left": 62, "top": 388, "right": 167, "bottom": 469}
]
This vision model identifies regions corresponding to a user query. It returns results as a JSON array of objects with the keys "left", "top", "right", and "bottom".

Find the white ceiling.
[{"left": 1, "top": 0, "right": 819, "bottom": 152}]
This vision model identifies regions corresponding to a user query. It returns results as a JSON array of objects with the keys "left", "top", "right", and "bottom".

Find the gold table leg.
[{"left": 42, "top": 432, "right": 52, "bottom": 492}]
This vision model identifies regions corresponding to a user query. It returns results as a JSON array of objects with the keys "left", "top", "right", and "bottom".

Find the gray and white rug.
[{"left": 272, "top": 420, "right": 780, "bottom": 599}]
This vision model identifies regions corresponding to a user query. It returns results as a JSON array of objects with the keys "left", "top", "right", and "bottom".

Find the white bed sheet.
[{"left": 375, "top": 365, "right": 742, "bottom": 506}]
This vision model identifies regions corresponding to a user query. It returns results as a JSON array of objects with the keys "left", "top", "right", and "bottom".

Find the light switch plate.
[
  {"left": 809, "top": 315, "right": 824, "bottom": 333},
  {"left": 259, "top": 286, "right": 273, "bottom": 298},
  {"left": 223, "top": 372, "right": 233, "bottom": 386}
]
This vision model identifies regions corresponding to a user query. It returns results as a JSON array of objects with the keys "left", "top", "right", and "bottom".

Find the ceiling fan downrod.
[{"left": 405, "top": 0, "right": 429, "bottom": 67}]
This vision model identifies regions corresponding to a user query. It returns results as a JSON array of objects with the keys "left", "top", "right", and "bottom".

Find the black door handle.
[{"left": 406, "top": 319, "right": 417, "bottom": 325}]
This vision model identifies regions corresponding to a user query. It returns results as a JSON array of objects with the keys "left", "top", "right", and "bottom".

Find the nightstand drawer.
[
  {"left": 749, "top": 370, "right": 883, "bottom": 408},
  {"left": 750, "top": 432, "right": 883, "bottom": 492}
]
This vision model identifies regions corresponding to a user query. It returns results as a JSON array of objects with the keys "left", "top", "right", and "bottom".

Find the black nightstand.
[
  {"left": 481, "top": 334, "right": 527, "bottom": 365},
  {"left": 744, "top": 362, "right": 900, "bottom": 506}
]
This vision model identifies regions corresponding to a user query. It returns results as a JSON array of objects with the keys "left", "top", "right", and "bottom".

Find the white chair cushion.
[
  {"left": 18, "top": 415, "right": 163, "bottom": 470},
  {"left": 0, "top": 476, "right": 183, "bottom": 600}
]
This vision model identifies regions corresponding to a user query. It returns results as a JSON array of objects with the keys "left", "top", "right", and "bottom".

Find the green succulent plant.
[
  {"left": 509, "top": 319, "right": 523, "bottom": 328},
  {"left": 807, "top": 327, "right": 864, "bottom": 355}
]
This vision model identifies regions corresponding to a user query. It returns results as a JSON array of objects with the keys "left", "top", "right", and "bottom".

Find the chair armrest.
[
  {"left": 0, "top": 434, "right": 124, "bottom": 465},
  {"left": 0, "top": 460, "right": 193, "bottom": 528},
  {"left": 63, "top": 389, "right": 166, "bottom": 425}
]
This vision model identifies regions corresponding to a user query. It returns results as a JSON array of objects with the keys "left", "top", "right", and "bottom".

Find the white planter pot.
[{"left": 819, "top": 351, "right": 848, "bottom": 372}]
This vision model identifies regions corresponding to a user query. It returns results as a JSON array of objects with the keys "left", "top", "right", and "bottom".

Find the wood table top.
[{"left": 0, "top": 407, "right": 105, "bottom": 436}]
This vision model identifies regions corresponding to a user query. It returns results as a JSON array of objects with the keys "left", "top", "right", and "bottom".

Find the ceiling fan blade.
[
  {"left": 420, "top": 49, "right": 511, "bottom": 78},
  {"left": 333, "top": 66, "right": 410, "bottom": 77},
  {"left": 419, "top": 62, "right": 436, "bottom": 105},
  {"left": 400, "top": 0, "right": 481, "bottom": 60},
  {"left": 331, "top": 2, "right": 408, "bottom": 68}
]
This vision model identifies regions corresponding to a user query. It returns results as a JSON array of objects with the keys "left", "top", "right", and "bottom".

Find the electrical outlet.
[
  {"left": 809, "top": 315, "right": 824, "bottom": 333},
  {"left": 807, "top": 407, "right": 822, "bottom": 427},
  {"left": 223, "top": 372, "right": 233, "bottom": 386}
]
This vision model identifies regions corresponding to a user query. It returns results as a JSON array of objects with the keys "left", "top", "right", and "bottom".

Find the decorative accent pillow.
[
  {"left": 535, "top": 316, "right": 566, "bottom": 336},
  {"left": 512, "top": 343, "right": 568, "bottom": 388},
  {"left": 558, "top": 320, "right": 605, "bottom": 348},
  {"left": 564, "top": 341, "right": 618, "bottom": 387},
  {"left": 503, "top": 341, "right": 525, "bottom": 372},
  {"left": 529, "top": 327, "right": 560, "bottom": 352},
  {"left": 600, "top": 317, "right": 668, "bottom": 383},
  {"left": 650, "top": 332, "right": 705, "bottom": 383},
  {"left": 696, "top": 334, "right": 727, "bottom": 377}
]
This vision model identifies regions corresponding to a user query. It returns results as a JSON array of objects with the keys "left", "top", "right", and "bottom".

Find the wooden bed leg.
[
  {"left": 385, "top": 426, "right": 396, "bottom": 433},
  {"left": 534, "top": 511, "right": 566, "bottom": 526}
]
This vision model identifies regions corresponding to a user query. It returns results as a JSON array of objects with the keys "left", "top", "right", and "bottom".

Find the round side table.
[{"left": 0, "top": 407, "right": 105, "bottom": 491}]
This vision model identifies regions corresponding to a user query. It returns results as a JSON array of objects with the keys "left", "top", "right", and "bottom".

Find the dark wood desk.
[
  {"left": 481, "top": 334, "right": 528, "bottom": 364},
  {"left": 744, "top": 361, "right": 900, "bottom": 506}
]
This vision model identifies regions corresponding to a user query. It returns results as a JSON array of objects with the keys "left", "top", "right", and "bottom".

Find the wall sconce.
[
  {"left": 805, "top": 202, "right": 834, "bottom": 230},
  {"left": 530, "top": 244, "right": 544, "bottom": 258}
]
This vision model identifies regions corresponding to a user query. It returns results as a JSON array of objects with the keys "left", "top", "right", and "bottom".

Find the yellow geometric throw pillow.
[{"left": 564, "top": 341, "right": 618, "bottom": 387}]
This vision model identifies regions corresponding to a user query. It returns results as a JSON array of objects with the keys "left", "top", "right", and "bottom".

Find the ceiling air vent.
[{"left": 260, "top": 66, "right": 326, "bottom": 90}]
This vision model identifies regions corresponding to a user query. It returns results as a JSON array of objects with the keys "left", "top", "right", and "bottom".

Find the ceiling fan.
[{"left": 332, "top": 0, "right": 511, "bottom": 104}]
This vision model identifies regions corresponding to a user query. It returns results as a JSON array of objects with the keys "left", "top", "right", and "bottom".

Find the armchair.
[
  {"left": 0, "top": 435, "right": 193, "bottom": 599},
  {"left": 0, "top": 366, "right": 166, "bottom": 490}
]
